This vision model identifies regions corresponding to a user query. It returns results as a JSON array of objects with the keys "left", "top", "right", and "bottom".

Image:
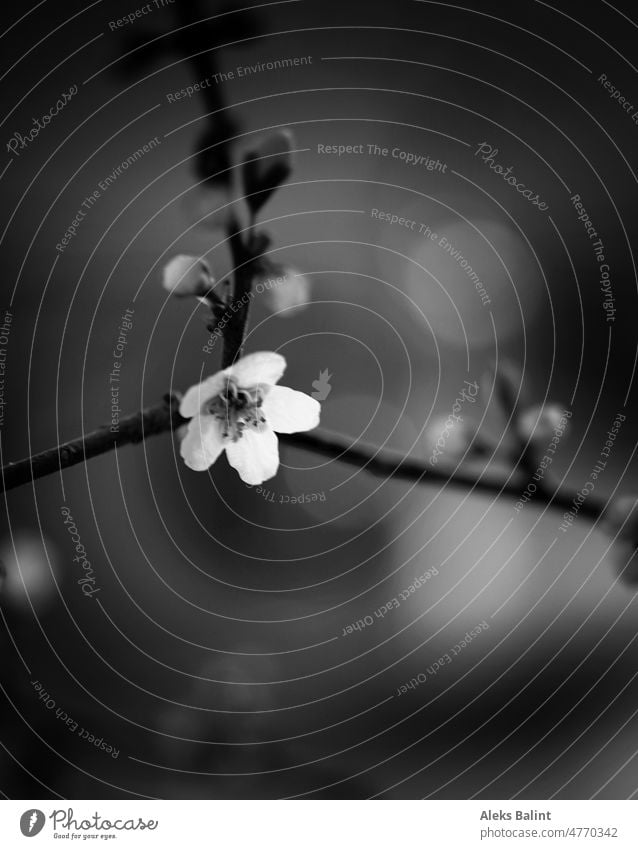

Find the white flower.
[
  {"left": 179, "top": 352, "right": 321, "bottom": 485},
  {"left": 260, "top": 267, "right": 311, "bottom": 317},
  {"left": 162, "top": 255, "right": 213, "bottom": 299}
]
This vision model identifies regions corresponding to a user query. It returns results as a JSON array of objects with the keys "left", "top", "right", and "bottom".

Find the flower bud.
[
  {"left": 241, "top": 129, "right": 293, "bottom": 214},
  {"left": 603, "top": 496, "right": 638, "bottom": 543},
  {"left": 162, "top": 255, "right": 214, "bottom": 299},
  {"left": 604, "top": 496, "right": 638, "bottom": 584},
  {"left": 518, "top": 403, "right": 567, "bottom": 444},
  {"left": 424, "top": 414, "right": 473, "bottom": 463},
  {"left": 256, "top": 266, "right": 310, "bottom": 317}
]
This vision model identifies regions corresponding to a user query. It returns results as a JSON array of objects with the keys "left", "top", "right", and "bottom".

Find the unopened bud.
[
  {"left": 256, "top": 266, "right": 311, "bottom": 316},
  {"left": 518, "top": 403, "right": 568, "bottom": 443},
  {"left": 241, "top": 129, "right": 293, "bottom": 215},
  {"left": 162, "top": 255, "right": 214, "bottom": 298},
  {"left": 603, "top": 495, "right": 638, "bottom": 543},
  {"left": 425, "top": 414, "right": 473, "bottom": 463}
]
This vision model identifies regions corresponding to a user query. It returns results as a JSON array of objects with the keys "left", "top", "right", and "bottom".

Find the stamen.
[{"left": 203, "top": 378, "right": 267, "bottom": 442}]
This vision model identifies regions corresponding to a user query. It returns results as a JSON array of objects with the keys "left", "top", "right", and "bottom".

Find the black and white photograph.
[{"left": 1, "top": 0, "right": 638, "bottom": 842}]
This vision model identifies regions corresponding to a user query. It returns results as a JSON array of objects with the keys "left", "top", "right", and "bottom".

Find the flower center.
[{"left": 204, "top": 377, "right": 267, "bottom": 441}]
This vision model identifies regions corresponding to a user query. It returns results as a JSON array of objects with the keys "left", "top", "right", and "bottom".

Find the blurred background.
[{"left": 1, "top": 0, "right": 638, "bottom": 799}]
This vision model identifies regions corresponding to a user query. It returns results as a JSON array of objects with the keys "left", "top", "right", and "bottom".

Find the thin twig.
[
  {"left": 219, "top": 219, "right": 258, "bottom": 368},
  {"left": 284, "top": 431, "right": 603, "bottom": 520},
  {"left": 0, "top": 394, "right": 182, "bottom": 492},
  {"left": 0, "top": 397, "right": 606, "bottom": 526}
]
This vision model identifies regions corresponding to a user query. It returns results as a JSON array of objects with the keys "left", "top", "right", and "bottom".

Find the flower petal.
[
  {"left": 262, "top": 385, "right": 320, "bottom": 434},
  {"left": 224, "top": 427, "right": 279, "bottom": 485},
  {"left": 227, "top": 351, "right": 286, "bottom": 387},
  {"left": 180, "top": 416, "right": 224, "bottom": 471},
  {"left": 180, "top": 371, "right": 231, "bottom": 418},
  {"left": 162, "top": 255, "right": 213, "bottom": 298}
]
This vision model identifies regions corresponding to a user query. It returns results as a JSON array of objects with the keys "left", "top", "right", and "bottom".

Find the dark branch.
[
  {"left": 0, "top": 394, "right": 183, "bottom": 492},
  {"left": 0, "top": 397, "right": 607, "bottom": 528}
]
